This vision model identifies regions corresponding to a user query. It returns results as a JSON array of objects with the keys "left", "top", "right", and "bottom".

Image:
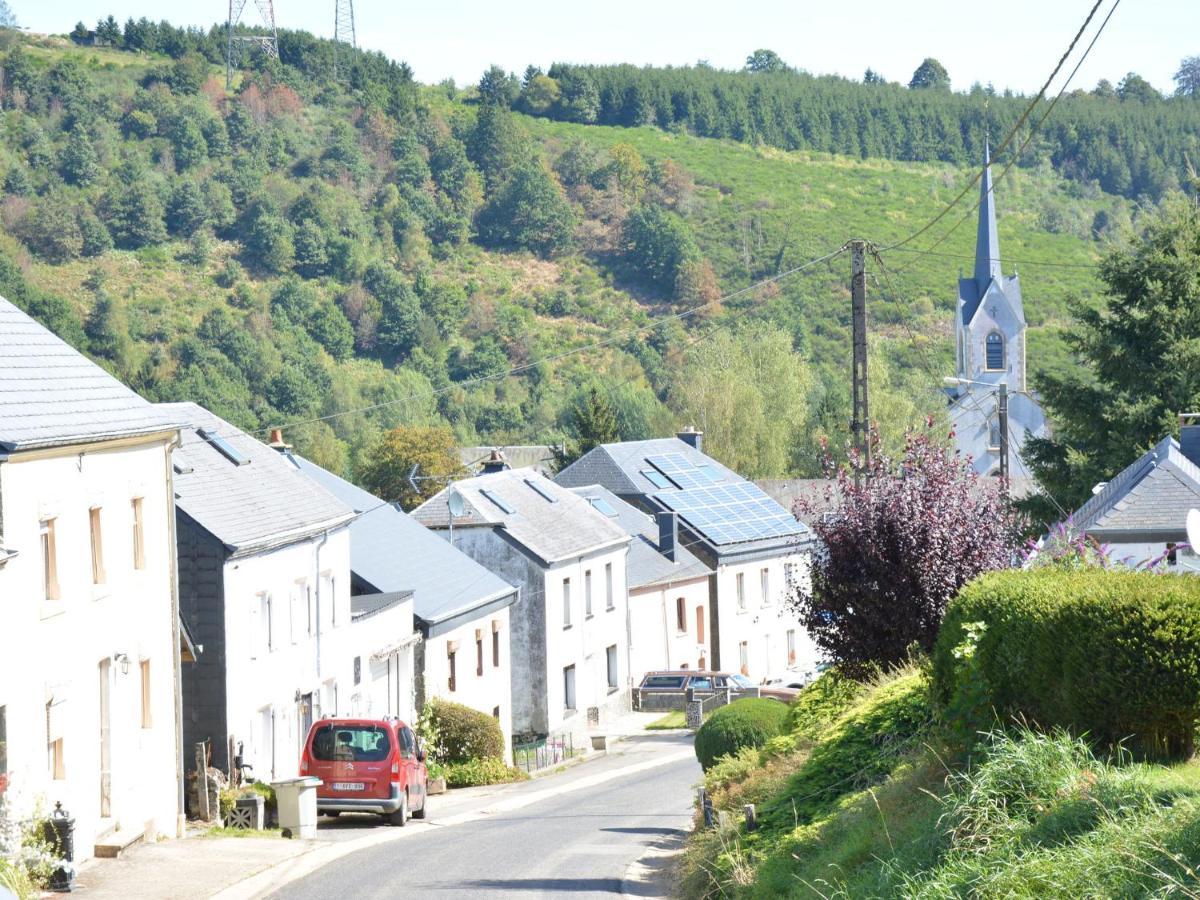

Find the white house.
[
  {"left": 346, "top": 590, "right": 420, "bottom": 724},
  {"left": 286, "top": 452, "right": 518, "bottom": 752},
  {"left": 1067, "top": 415, "right": 1200, "bottom": 572},
  {"left": 568, "top": 485, "right": 714, "bottom": 677},
  {"left": 0, "top": 298, "right": 184, "bottom": 860},
  {"left": 945, "top": 142, "right": 1048, "bottom": 478},
  {"left": 555, "top": 432, "right": 820, "bottom": 681},
  {"left": 166, "top": 403, "right": 356, "bottom": 785},
  {"left": 414, "top": 468, "right": 631, "bottom": 742}
]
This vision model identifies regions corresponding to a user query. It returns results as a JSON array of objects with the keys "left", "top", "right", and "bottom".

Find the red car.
[{"left": 300, "top": 717, "right": 428, "bottom": 825}]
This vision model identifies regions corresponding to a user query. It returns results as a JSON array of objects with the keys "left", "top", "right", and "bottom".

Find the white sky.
[{"left": 17, "top": 0, "right": 1198, "bottom": 94}]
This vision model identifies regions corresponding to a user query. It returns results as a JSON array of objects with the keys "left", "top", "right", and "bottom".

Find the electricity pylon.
[
  {"left": 333, "top": 0, "right": 356, "bottom": 79},
  {"left": 226, "top": 0, "right": 279, "bottom": 89}
]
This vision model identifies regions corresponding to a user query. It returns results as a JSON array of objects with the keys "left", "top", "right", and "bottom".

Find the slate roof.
[
  {"left": 1071, "top": 435, "right": 1200, "bottom": 543},
  {"left": 351, "top": 590, "right": 414, "bottom": 623},
  {"left": 555, "top": 439, "right": 812, "bottom": 556},
  {"left": 958, "top": 144, "right": 1025, "bottom": 327},
  {"left": 287, "top": 454, "right": 517, "bottom": 635},
  {"left": 413, "top": 467, "right": 630, "bottom": 565},
  {"left": 0, "top": 297, "right": 182, "bottom": 452},
  {"left": 163, "top": 403, "right": 354, "bottom": 557},
  {"left": 568, "top": 485, "right": 711, "bottom": 589}
]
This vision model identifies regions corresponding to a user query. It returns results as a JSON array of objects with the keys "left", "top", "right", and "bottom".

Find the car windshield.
[
  {"left": 311, "top": 724, "right": 391, "bottom": 762},
  {"left": 689, "top": 677, "right": 713, "bottom": 690},
  {"left": 641, "top": 675, "right": 686, "bottom": 689},
  {"left": 730, "top": 675, "right": 755, "bottom": 688}
]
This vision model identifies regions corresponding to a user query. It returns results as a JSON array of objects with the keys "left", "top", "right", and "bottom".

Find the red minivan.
[{"left": 300, "top": 717, "right": 428, "bottom": 826}]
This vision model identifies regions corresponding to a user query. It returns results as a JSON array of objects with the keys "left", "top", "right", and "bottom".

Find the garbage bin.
[{"left": 271, "top": 776, "right": 322, "bottom": 839}]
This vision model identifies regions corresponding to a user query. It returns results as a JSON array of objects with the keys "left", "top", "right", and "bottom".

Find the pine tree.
[{"left": 60, "top": 125, "right": 99, "bottom": 186}]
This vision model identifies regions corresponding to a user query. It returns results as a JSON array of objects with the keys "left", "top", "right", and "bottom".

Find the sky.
[{"left": 16, "top": 0, "right": 1198, "bottom": 95}]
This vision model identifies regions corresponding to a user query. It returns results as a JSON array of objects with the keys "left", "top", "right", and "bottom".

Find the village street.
[{"left": 271, "top": 732, "right": 699, "bottom": 899}]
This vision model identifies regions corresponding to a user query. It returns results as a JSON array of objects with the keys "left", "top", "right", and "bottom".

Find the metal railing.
[{"left": 512, "top": 730, "right": 578, "bottom": 774}]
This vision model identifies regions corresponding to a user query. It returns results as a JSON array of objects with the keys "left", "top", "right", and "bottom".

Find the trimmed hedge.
[
  {"left": 427, "top": 698, "right": 505, "bottom": 763},
  {"left": 694, "top": 698, "right": 789, "bottom": 770},
  {"left": 933, "top": 570, "right": 1200, "bottom": 759}
]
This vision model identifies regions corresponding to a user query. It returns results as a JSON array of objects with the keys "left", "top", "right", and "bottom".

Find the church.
[{"left": 946, "top": 144, "right": 1047, "bottom": 478}]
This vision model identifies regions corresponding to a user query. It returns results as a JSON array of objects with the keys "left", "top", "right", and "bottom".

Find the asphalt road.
[{"left": 274, "top": 732, "right": 700, "bottom": 899}]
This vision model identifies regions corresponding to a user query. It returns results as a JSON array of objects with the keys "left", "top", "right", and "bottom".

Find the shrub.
[
  {"left": 444, "top": 758, "right": 528, "bottom": 788},
  {"left": 785, "top": 669, "right": 863, "bottom": 740},
  {"left": 694, "top": 698, "right": 789, "bottom": 771},
  {"left": 934, "top": 569, "right": 1200, "bottom": 759},
  {"left": 427, "top": 699, "right": 504, "bottom": 764}
]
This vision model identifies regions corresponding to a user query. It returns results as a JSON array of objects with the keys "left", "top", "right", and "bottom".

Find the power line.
[
  {"left": 883, "top": 245, "right": 1101, "bottom": 271},
  {"left": 880, "top": 0, "right": 1109, "bottom": 254}
]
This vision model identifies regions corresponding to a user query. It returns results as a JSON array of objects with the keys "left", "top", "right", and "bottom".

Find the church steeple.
[{"left": 974, "top": 140, "right": 1001, "bottom": 288}]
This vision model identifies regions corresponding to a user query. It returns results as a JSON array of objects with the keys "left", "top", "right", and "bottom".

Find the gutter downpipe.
[
  {"left": 164, "top": 430, "right": 186, "bottom": 838},
  {"left": 314, "top": 529, "right": 331, "bottom": 696}
]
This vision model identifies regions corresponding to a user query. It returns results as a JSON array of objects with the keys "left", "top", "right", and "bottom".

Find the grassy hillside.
[{"left": 0, "top": 27, "right": 1138, "bottom": 480}]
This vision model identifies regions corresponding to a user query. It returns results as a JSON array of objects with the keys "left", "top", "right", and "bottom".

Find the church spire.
[{"left": 974, "top": 139, "right": 1001, "bottom": 287}]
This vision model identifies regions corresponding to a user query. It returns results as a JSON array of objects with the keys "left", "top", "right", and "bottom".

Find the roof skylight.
[
  {"left": 197, "top": 427, "right": 249, "bottom": 466},
  {"left": 480, "top": 488, "right": 515, "bottom": 514},
  {"left": 525, "top": 478, "right": 557, "bottom": 503},
  {"left": 588, "top": 497, "right": 619, "bottom": 518}
]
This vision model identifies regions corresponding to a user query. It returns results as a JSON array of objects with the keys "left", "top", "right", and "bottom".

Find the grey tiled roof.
[
  {"left": 288, "top": 454, "right": 517, "bottom": 634},
  {"left": 568, "top": 485, "right": 711, "bottom": 589},
  {"left": 1072, "top": 435, "right": 1200, "bottom": 543},
  {"left": 163, "top": 403, "right": 354, "bottom": 557},
  {"left": 0, "top": 297, "right": 182, "bottom": 452},
  {"left": 413, "top": 467, "right": 630, "bottom": 565}
]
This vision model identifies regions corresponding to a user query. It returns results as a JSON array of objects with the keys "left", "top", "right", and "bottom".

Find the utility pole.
[
  {"left": 850, "top": 240, "right": 869, "bottom": 488},
  {"left": 333, "top": 0, "right": 356, "bottom": 80},
  {"left": 226, "top": 0, "right": 280, "bottom": 90},
  {"left": 997, "top": 381, "right": 1009, "bottom": 484}
]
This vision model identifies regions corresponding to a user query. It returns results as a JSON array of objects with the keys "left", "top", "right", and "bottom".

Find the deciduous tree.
[
  {"left": 359, "top": 424, "right": 464, "bottom": 510},
  {"left": 908, "top": 58, "right": 950, "bottom": 91}
]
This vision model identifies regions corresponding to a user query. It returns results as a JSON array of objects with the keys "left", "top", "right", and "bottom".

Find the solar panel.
[{"left": 653, "top": 481, "right": 805, "bottom": 546}]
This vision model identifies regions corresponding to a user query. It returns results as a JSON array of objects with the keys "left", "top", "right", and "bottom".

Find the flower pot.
[{"left": 427, "top": 777, "right": 447, "bottom": 795}]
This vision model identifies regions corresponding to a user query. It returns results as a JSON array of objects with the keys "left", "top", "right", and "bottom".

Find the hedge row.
[
  {"left": 427, "top": 698, "right": 505, "bottom": 763},
  {"left": 694, "top": 698, "right": 789, "bottom": 770},
  {"left": 933, "top": 570, "right": 1200, "bottom": 759}
]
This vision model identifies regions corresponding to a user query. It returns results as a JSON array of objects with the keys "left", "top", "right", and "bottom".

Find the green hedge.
[
  {"left": 933, "top": 570, "right": 1200, "bottom": 759},
  {"left": 428, "top": 698, "right": 505, "bottom": 763},
  {"left": 444, "top": 757, "right": 529, "bottom": 788},
  {"left": 694, "top": 698, "right": 789, "bottom": 771}
]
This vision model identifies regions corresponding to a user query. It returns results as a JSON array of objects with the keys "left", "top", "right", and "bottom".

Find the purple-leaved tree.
[{"left": 792, "top": 422, "right": 1020, "bottom": 675}]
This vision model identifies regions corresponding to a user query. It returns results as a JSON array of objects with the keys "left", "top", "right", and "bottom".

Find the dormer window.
[{"left": 985, "top": 332, "right": 1004, "bottom": 371}]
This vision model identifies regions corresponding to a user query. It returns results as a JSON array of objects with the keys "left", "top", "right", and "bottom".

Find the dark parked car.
[
  {"left": 300, "top": 717, "right": 428, "bottom": 826},
  {"left": 637, "top": 670, "right": 757, "bottom": 694}
]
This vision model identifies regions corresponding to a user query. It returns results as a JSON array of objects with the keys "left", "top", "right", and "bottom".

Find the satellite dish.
[
  {"left": 447, "top": 489, "right": 466, "bottom": 518},
  {"left": 1187, "top": 508, "right": 1200, "bottom": 551}
]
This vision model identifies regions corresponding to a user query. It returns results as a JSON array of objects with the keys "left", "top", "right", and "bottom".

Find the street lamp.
[{"left": 944, "top": 377, "right": 1009, "bottom": 482}]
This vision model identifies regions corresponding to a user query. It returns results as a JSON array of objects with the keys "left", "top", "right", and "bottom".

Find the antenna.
[
  {"left": 226, "top": 0, "right": 280, "bottom": 90},
  {"left": 333, "top": 0, "right": 356, "bottom": 79}
]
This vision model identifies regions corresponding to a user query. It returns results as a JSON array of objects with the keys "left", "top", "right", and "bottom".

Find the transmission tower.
[
  {"left": 226, "top": 0, "right": 279, "bottom": 89},
  {"left": 333, "top": 0, "right": 356, "bottom": 79}
]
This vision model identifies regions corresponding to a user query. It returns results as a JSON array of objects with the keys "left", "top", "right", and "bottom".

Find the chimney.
[
  {"left": 267, "top": 428, "right": 291, "bottom": 453},
  {"left": 676, "top": 426, "right": 703, "bottom": 453},
  {"left": 657, "top": 511, "right": 677, "bottom": 562},
  {"left": 1180, "top": 414, "right": 1200, "bottom": 467},
  {"left": 481, "top": 449, "right": 508, "bottom": 474}
]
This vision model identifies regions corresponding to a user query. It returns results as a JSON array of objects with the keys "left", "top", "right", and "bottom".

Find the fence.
[
  {"left": 636, "top": 685, "right": 761, "bottom": 714},
  {"left": 512, "top": 730, "right": 579, "bottom": 774}
]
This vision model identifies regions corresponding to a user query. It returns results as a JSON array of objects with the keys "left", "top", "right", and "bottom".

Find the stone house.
[
  {"left": 413, "top": 468, "right": 631, "bottom": 741},
  {"left": 0, "top": 298, "right": 184, "bottom": 859}
]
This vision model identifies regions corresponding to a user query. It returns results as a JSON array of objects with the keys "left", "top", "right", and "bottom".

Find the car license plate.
[{"left": 331, "top": 782, "right": 364, "bottom": 791}]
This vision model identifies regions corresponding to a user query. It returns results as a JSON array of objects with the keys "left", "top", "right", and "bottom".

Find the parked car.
[
  {"left": 758, "top": 665, "right": 829, "bottom": 702},
  {"left": 637, "top": 670, "right": 757, "bottom": 694},
  {"left": 300, "top": 717, "right": 428, "bottom": 826}
]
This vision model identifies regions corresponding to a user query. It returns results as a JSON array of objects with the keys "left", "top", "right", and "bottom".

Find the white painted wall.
[
  {"left": 713, "top": 551, "right": 820, "bottom": 680},
  {"left": 0, "top": 436, "right": 180, "bottom": 858},
  {"left": 346, "top": 599, "right": 417, "bottom": 726},
  {"left": 627, "top": 577, "right": 711, "bottom": 678},
  {"left": 423, "top": 606, "right": 514, "bottom": 761},
  {"left": 219, "top": 529, "right": 353, "bottom": 782}
]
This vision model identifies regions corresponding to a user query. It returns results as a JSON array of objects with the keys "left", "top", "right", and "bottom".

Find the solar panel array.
[
  {"left": 645, "top": 453, "right": 722, "bottom": 489},
  {"left": 654, "top": 481, "right": 806, "bottom": 546}
]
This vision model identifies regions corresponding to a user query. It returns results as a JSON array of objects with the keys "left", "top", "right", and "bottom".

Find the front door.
[{"left": 99, "top": 658, "right": 111, "bottom": 818}]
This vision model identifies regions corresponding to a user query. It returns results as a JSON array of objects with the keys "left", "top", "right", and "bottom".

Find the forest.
[{"left": 0, "top": 18, "right": 1193, "bottom": 485}]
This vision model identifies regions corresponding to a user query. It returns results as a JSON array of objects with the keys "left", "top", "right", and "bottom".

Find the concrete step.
[{"left": 94, "top": 825, "right": 144, "bottom": 859}]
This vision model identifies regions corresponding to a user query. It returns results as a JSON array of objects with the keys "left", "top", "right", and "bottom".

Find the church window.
[
  {"left": 988, "top": 419, "right": 1001, "bottom": 452},
  {"left": 985, "top": 332, "right": 1004, "bottom": 371}
]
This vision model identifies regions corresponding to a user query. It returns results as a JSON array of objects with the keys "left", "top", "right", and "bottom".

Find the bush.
[
  {"left": 694, "top": 698, "right": 789, "bottom": 771},
  {"left": 427, "top": 699, "right": 504, "bottom": 764},
  {"left": 934, "top": 570, "right": 1200, "bottom": 759},
  {"left": 444, "top": 758, "right": 528, "bottom": 788}
]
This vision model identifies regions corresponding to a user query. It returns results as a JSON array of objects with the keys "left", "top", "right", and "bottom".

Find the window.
[
  {"left": 140, "top": 660, "right": 152, "bottom": 728},
  {"left": 353, "top": 656, "right": 361, "bottom": 686},
  {"left": 89, "top": 506, "right": 106, "bottom": 585},
  {"left": 736, "top": 573, "right": 746, "bottom": 610},
  {"left": 131, "top": 498, "right": 145, "bottom": 570},
  {"left": 327, "top": 575, "right": 337, "bottom": 627},
  {"left": 676, "top": 597, "right": 687, "bottom": 633},
  {"left": 525, "top": 478, "right": 557, "bottom": 503},
  {"left": 738, "top": 641, "right": 749, "bottom": 676},
  {"left": 306, "top": 583, "right": 315, "bottom": 636},
  {"left": 476, "top": 629, "right": 484, "bottom": 676},
  {"left": 988, "top": 419, "right": 1002, "bottom": 452},
  {"left": 48, "top": 737, "right": 64, "bottom": 780},
  {"left": 787, "top": 630, "right": 797, "bottom": 666},
  {"left": 605, "top": 563, "right": 614, "bottom": 610},
  {"left": 760, "top": 568, "right": 771, "bottom": 606},
  {"left": 399, "top": 726, "right": 416, "bottom": 760},
  {"left": 310, "top": 723, "right": 390, "bottom": 762},
  {"left": 563, "top": 665, "right": 576, "bottom": 711},
  {"left": 562, "top": 577, "right": 572, "bottom": 628},
  {"left": 1168, "top": 543, "right": 1179, "bottom": 567},
  {"left": 784, "top": 562, "right": 799, "bottom": 590},
  {"left": 493, "top": 706, "right": 500, "bottom": 719},
  {"left": 255, "top": 593, "right": 272, "bottom": 655},
  {"left": 641, "top": 470, "right": 672, "bottom": 490},
  {"left": 606, "top": 644, "right": 618, "bottom": 691},
  {"left": 696, "top": 606, "right": 705, "bottom": 643},
  {"left": 290, "top": 585, "right": 301, "bottom": 644},
  {"left": 492, "top": 620, "right": 501, "bottom": 667},
  {"left": 480, "top": 489, "right": 515, "bottom": 514},
  {"left": 40, "top": 519, "right": 59, "bottom": 601},
  {"left": 447, "top": 641, "right": 458, "bottom": 692},
  {"left": 585, "top": 570, "right": 593, "bottom": 617},
  {"left": 985, "top": 331, "right": 1004, "bottom": 371},
  {"left": 589, "top": 497, "right": 618, "bottom": 517},
  {"left": 197, "top": 427, "right": 249, "bottom": 466}
]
